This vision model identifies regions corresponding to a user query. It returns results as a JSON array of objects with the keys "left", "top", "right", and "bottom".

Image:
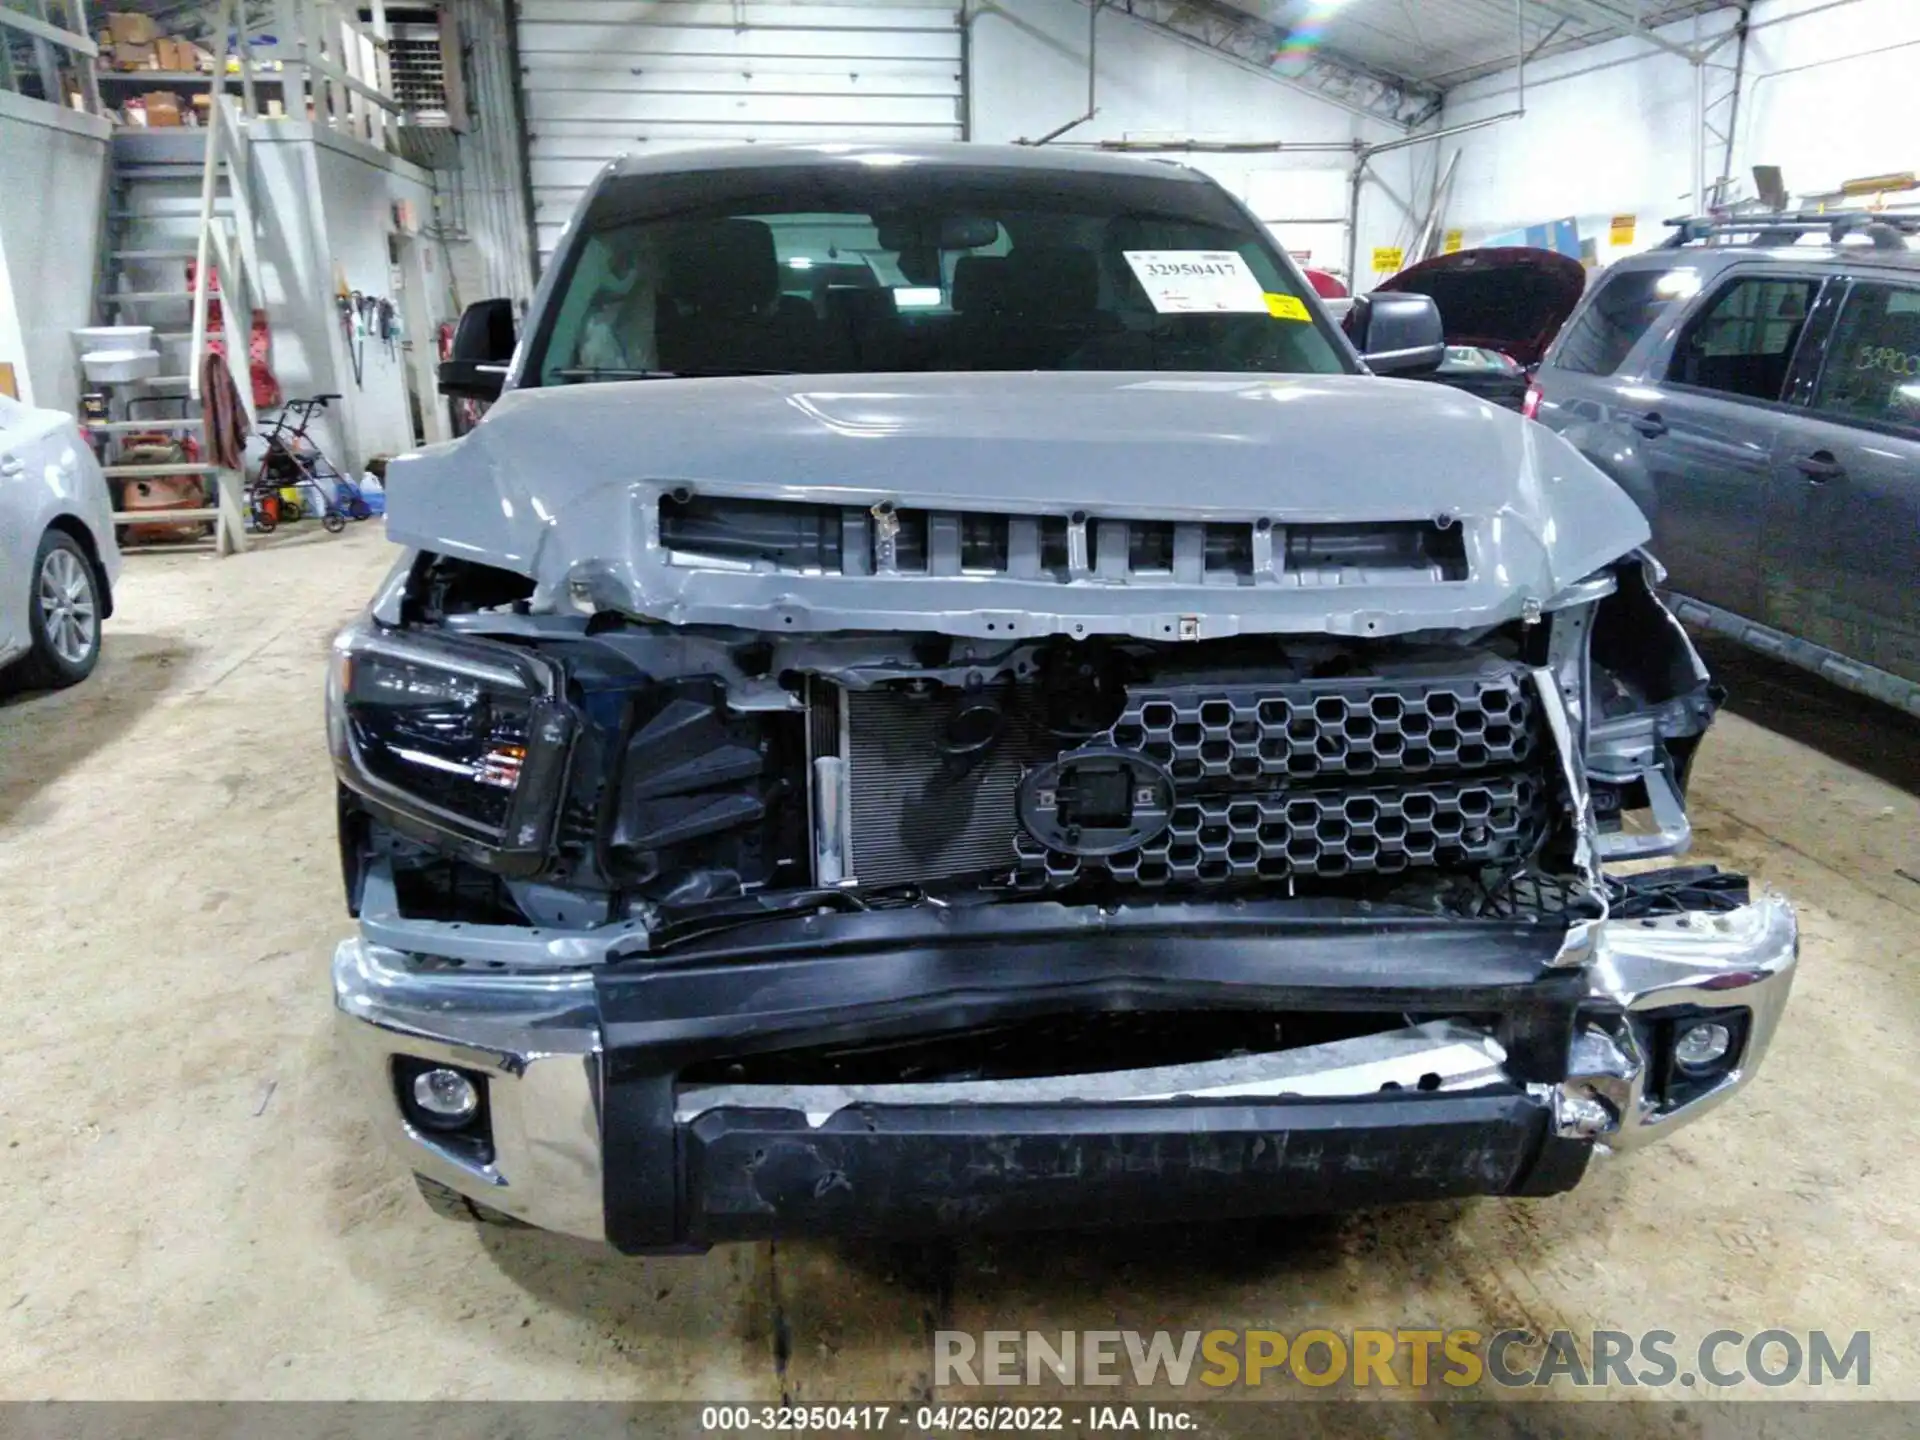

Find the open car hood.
[{"left": 1375, "top": 247, "right": 1587, "bottom": 367}]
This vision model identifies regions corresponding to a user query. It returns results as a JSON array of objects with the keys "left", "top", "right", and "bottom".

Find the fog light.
[
  {"left": 411, "top": 1067, "right": 480, "bottom": 1126},
  {"left": 1674, "top": 1021, "right": 1733, "bottom": 1073}
]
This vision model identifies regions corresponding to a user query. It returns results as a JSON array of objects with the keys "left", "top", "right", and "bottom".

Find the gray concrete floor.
[{"left": 1, "top": 523, "right": 1916, "bottom": 1411}]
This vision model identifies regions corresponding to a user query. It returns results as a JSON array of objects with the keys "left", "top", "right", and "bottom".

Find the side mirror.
[
  {"left": 438, "top": 298, "right": 516, "bottom": 400},
  {"left": 1348, "top": 292, "right": 1445, "bottom": 375}
]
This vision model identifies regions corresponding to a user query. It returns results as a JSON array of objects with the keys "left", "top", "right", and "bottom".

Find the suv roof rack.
[{"left": 1658, "top": 209, "right": 1920, "bottom": 250}]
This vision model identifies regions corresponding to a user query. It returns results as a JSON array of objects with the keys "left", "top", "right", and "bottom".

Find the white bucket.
[
  {"left": 81, "top": 349, "right": 161, "bottom": 383},
  {"left": 72, "top": 325, "right": 155, "bottom": 352}
]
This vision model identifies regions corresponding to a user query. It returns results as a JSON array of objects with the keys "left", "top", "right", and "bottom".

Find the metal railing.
[
  {"left": 39, "top": 0, "right": 406, "bottom": 146},
  {"left": 271, "top": 0, "right": 400, "bottom": 148},
  {"left": 79, "top": 0, "right": 405, "bottom": 555},
  {"left": 184, "top": 0, "right": 263, "bottom": 553},
  {"left": 182, "top": 0, "right": 403, "bottom": 550},
  {"left": 0, "top": 0, "right": 103, "bottom": 114}
]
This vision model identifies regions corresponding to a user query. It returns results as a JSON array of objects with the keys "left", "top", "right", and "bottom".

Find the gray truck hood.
[{"left": 386, "top": 371, "right": 1649, "bottom": 640}]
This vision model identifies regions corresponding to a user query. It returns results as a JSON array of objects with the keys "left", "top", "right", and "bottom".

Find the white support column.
[
  {"left": 320, "top": 2, "right": 346, "bottom": 133},
  {"left": 67, "top": 0, "right": 102, "bottom": 115},
  {"left": 237, "top": 2, "right": 257, "bottom": 119},
  {"left": 274, "top": 0, "right": 308, "bottom": 120},
  {"left": 396, "top": 234, "right": 448, "bottom": 445},
  {"left": 369, "top": 0, "right": 391, "bottom": 150},
  {"left": 1692, "top": 58, "right": 1707, "bottom": 215}
]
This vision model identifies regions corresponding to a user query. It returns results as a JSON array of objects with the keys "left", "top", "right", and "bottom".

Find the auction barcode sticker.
[{"left": 1122, "top": 250, "right": 1269, "bottom": 313}]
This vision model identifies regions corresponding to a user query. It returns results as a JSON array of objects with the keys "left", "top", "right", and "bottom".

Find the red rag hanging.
[
  {"left": 249, "top": 308, "right": 282, "bottom": 410},
  {"left": 188, "top": 261, "right": 282, "bottom": 410}
]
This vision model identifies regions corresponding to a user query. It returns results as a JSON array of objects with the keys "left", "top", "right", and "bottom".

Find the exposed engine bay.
[{"left": 333, "top": 549, "right": 1719, "bottom": 951}]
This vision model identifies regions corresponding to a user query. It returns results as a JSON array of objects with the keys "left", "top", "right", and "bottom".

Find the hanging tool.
[
  {"left": 336, "top": 288, "right": 363, "bottom": 389},
  {"left": 356, "top": 293, "right": 381, "bottom": 384},
  {"left": 375, "top": 296, "right": 399, "bottom": 361},
  {"left": 340, "top": 290, "right": 373, "bottom": 389}
]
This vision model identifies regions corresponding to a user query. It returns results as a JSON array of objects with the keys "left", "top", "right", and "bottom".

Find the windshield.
[{"left": 525, "top": 161, "right": 1350, "bottom": 386}]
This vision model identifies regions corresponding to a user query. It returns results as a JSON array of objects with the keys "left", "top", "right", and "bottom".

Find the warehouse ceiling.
[{"left": 1221, "top": 0, "right": 1735, "bottom": 90}]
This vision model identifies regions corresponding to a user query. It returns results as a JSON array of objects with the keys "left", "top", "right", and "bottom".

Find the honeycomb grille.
[
  {"left": 1016, "top": 773, "right": 1546, "bottom": 887},
  {"left": 1013, "top": 664, "right": 1550, "bottom": 888},
  {"left": 1102, "top": 670, "right": 1536, "bottom": 785}
]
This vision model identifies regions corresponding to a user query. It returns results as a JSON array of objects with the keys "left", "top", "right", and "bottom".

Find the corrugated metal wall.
[
  {"left": 515, "top": 0, "right": 965, "bottom": 265},
  {"left": 439, "top": 0, "right": 539, "bottom": 305}
]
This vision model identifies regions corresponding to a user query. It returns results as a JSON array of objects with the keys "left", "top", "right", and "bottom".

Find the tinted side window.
[
  {"left": 1551, "top": 268, "right": 1668, "bottom": 375},
  {"left": 1666, "top": 275, "right": 1818, "bottom": 402},
  {"left": 1809, "top": 281, "right": 1920, "bottom": 436}
]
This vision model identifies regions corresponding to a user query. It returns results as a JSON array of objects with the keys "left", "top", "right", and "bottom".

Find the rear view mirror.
[
  {"left": 874, "top": 214, "right": 1000, "bottom": 252},
  {"left": 1348, "top": 292, "right": 1445, "bottom": 375},
  {"left": 938, "top": 216, "right": 1000, "bottom": 250},
  {"left": 438, "top": 298, "right": 516, "bottom": 400}
]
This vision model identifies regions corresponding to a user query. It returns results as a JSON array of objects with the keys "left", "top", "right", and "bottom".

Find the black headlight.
[{"left": 328, "top": 625, "right": 573, "bottom": 872}]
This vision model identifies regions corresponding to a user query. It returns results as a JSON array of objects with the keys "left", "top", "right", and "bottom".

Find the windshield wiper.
[{"left": 551, "top": 366, "right": 794, "bottom": 383}]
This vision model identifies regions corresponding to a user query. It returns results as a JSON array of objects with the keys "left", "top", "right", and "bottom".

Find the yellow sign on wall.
[
  {"left": 1609, "top": 214, "right": 1637, "bottom": 246},
  {"left": 1372, "top": 246, "right": 1405, "bottom": 273},
  {"left": 1443, "top": 230, "right": 1464, "bottom": 254}
]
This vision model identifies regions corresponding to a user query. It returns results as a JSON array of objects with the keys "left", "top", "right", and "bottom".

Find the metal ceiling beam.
[
  {"left": 1529, "top": 0, "right": 1712, "bottom": 62},
  {"left": 1027, "top": 0, "right": 1102, "bottom": 144},
  {"left": 1110, "top": 0, "right": 1441, "bottom": 130},
  {"left": 1701, "top": 1, "right": 1752, "bottom": 208}
]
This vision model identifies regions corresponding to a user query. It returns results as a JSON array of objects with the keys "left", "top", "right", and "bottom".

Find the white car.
[{"left": 0, "top": 395, "right": 120, "bottom": 689}]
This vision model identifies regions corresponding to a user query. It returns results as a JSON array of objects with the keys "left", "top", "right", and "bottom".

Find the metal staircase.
[{"left": 94, "top": 5, "right": 260, "bottom": 555}]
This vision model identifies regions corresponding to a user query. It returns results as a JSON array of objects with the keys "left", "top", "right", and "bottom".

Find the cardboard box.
[
  {"left": 142, "top": 92, "right": 183, "bottom": 126},
  {"left": 154, "top": 36, "right": 185, "bottom": 71},
  {"left": 107, "top": 12, "right": 157, "bottom": 44},
  {"left": 113, "top": 40, "right": 157, "bottom": 70}
]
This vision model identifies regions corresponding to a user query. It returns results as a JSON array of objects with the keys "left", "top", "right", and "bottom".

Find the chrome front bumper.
[
  {"left": 1556, "top": 892, "right": 1799, "bottom": 1149},
  {"left": 332, "top": 893, "right": 1797, "bottom": 1245},
  {"left": 332, "top": 944, "right": 606, "bottom": 1240}
]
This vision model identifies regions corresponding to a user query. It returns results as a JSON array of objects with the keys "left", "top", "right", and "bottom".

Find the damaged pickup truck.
[{"left": 330, "top": 144, "right": 1796, "bottom": 1251}]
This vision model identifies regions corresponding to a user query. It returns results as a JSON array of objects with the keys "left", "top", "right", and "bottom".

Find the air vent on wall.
[{"left": 368, "top": 5, "right": 466, "bottom": 169}]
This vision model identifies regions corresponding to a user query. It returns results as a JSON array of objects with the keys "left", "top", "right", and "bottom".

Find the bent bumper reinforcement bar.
[{"left": 332, "top": 893, "right": 1795, "bottom": 1248}]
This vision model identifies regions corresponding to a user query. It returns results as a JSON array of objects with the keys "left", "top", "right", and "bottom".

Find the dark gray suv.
[{"left": 1530, "top": 213, "right": 1920, "bottom": 717}]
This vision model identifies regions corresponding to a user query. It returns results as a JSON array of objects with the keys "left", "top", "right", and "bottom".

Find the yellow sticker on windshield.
[{"left": 1265, "top": 292, "right": 1311, "bottom": 321}]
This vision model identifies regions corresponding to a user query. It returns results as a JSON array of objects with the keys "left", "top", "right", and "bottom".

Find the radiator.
[{"left": 842, "top": 685, "right": 1052, "bottom": 889}]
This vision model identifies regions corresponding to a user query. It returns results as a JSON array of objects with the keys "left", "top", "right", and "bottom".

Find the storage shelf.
[{"left": 96, "top": 70, "right": 286, "bottom": 85}]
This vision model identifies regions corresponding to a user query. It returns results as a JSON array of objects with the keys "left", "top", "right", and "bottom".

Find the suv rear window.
[
  {"left": 1550, "top": 267, "right": 1672, "bottom": 375},
  {"left": 1810, "top": 281, "right": 1920, "bottom": 435}
]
